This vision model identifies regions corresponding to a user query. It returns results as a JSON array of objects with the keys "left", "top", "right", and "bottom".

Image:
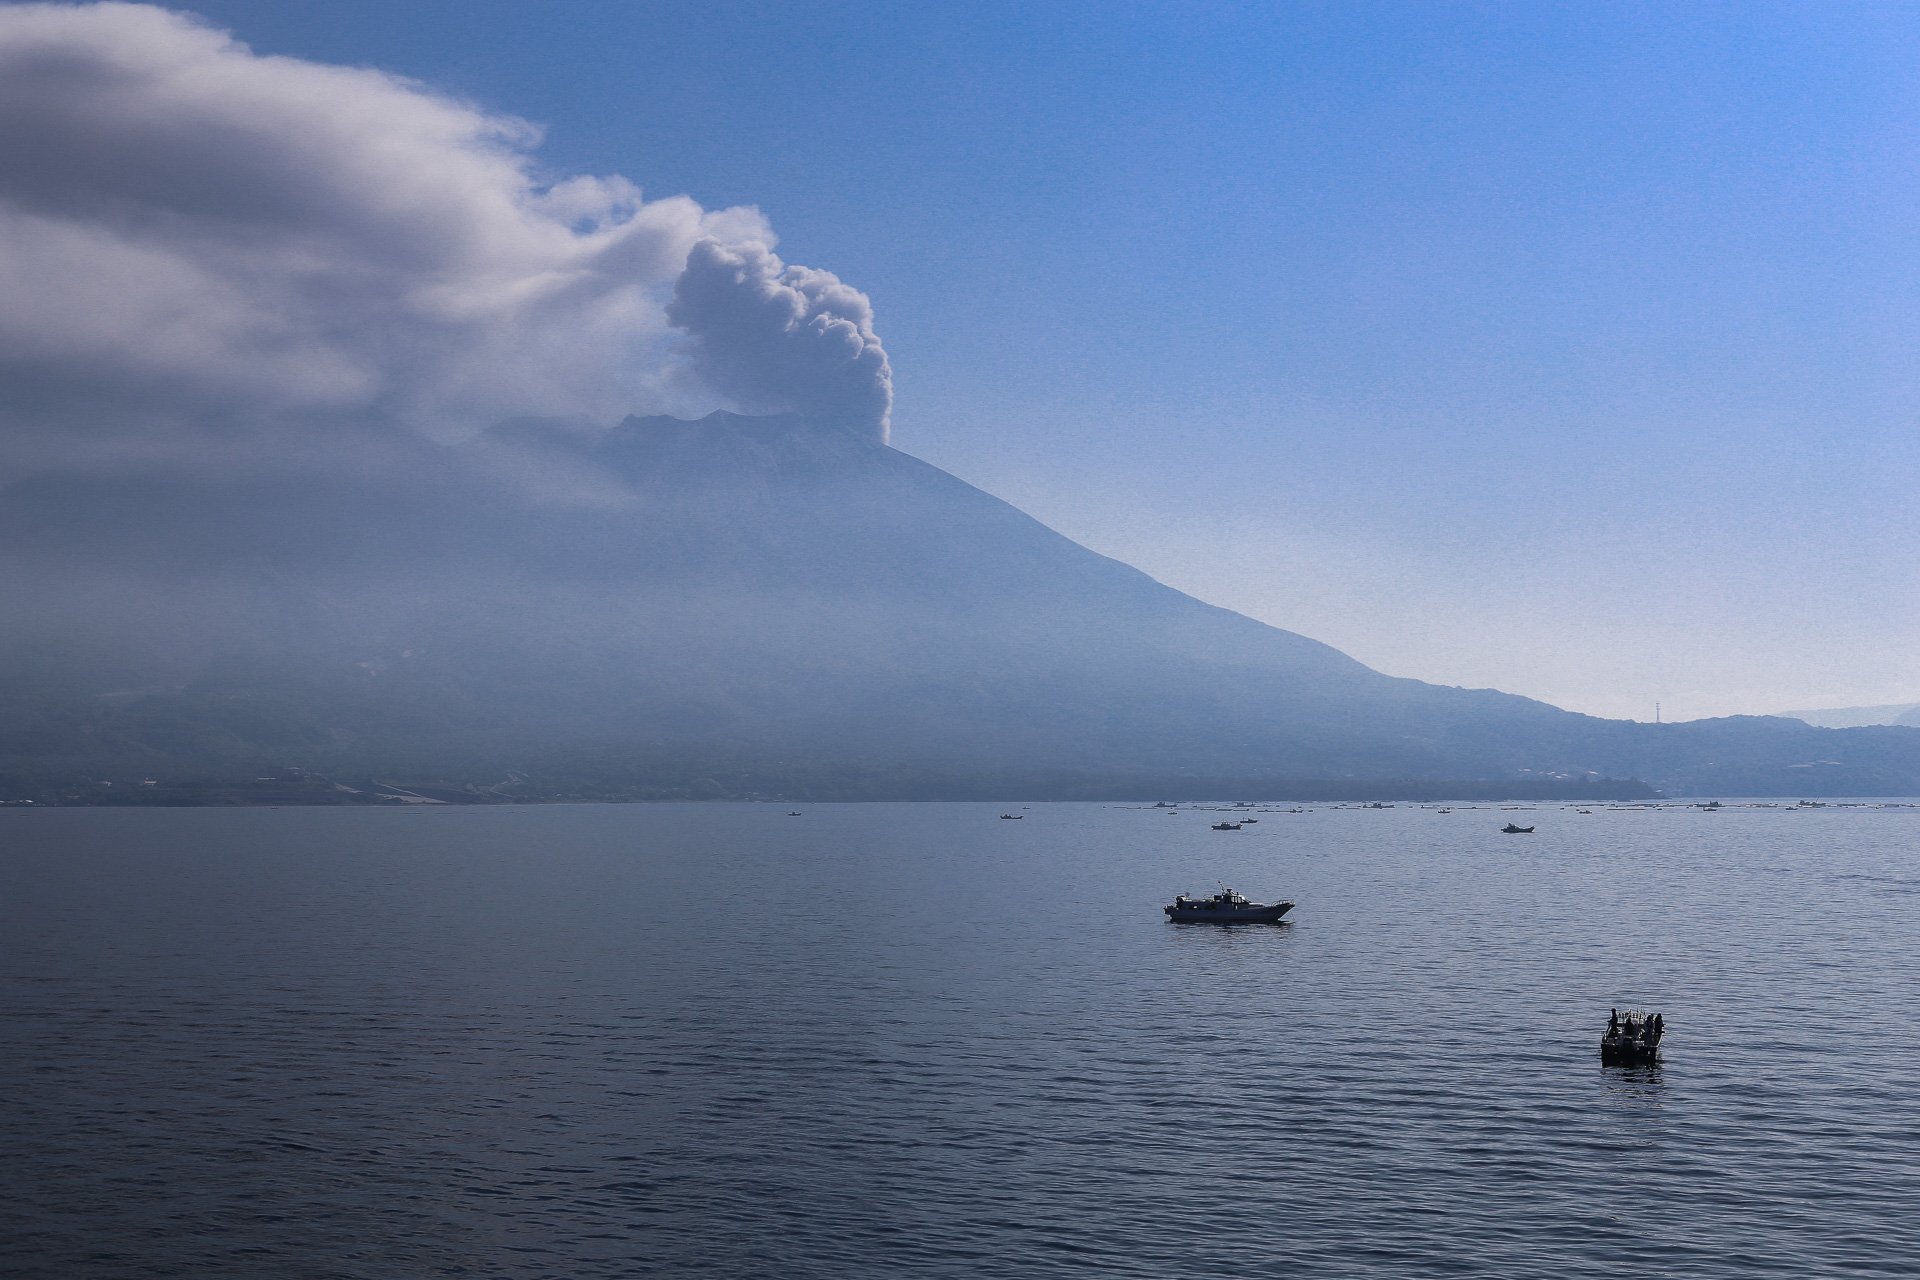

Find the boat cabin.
[{"left": 1174, "top": 889, "right": 1249, "bottom": 909}]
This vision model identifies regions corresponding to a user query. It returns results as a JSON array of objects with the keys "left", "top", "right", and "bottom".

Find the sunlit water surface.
[{"left": 4, "top": 801, "right": 1917, "bottom": 1278}]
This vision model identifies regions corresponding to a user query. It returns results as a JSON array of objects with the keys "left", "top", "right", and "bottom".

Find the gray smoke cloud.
[
  {"left": 0, "top": 2, "right": 891, "bottom": 477},
  {"left": 669, "top": 239, "right": 893, "bottom": 442}
]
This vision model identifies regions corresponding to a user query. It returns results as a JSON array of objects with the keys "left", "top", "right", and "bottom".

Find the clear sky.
[{"left": 154, "top": 2, "right": 1920, "bottom": 719}]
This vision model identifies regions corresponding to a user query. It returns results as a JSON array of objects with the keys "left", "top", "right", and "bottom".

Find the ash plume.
[{"left": 668, "top": 239, "right": 893, "bottom": 442}]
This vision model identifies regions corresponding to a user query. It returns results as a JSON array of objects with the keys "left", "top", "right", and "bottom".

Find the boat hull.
[
  {"left": 1165, "top": 902, "right": 1294, "bottom": 923},
  {"left": 1599, "top": 1036, "right": 1660, "bottom": 1065}
]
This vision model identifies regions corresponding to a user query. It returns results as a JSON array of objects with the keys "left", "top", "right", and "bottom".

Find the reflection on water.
[
  {"left": 1597, "top": 1061, "right": 1667, "bottom": 1110},
  {"left": 1166, "top": 919, "right": 1294, "bottom": 929}
]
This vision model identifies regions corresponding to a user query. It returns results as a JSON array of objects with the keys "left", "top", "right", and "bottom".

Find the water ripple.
[{"left": 3, "top": 801, "right": 1917, "bottom": 1277}]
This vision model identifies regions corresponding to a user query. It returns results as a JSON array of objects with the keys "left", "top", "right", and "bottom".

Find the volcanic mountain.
[{"left": 3, "top": 411, "right": 1917, "bottom": 799}]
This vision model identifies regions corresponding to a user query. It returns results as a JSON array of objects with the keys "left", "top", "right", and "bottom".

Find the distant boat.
[
  {"left": 1165, "top": 888, "right": 1293, "bottom": 923},
  {"left": 787, "top": 811, "right": 802, "bottom": 816},
  {"left": 1601, "top": 1008, "right": 1664, "bottom": 1065},
  {"left": 1240, "top": 818, "right": 1258, "bottom": 823},
  {"left": 1000, "top": 813, "right": 1022, "bottom": 819},
  {"left": 1501, "top": 822, "right": 1534, "bottom": 833},
  {"left": 1211, "top": 821, "right": 1242, "bottom": 830}
]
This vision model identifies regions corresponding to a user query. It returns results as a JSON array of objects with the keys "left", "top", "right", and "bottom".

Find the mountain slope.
[
  {"left": 1778, "top": 704, "right": 1920, "bottom": 729},
  {"left": 3, "top": 411, "right": 1917, "bottom": 797}
]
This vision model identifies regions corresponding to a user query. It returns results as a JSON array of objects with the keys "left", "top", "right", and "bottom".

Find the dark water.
[{"left": 4, "top": 801, "right": 1918, "bottom": 1278}]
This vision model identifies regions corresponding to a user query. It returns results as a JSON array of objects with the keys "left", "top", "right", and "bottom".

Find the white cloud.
[{"left": 0, "top": 2, "right": 889, "bottom": 473}]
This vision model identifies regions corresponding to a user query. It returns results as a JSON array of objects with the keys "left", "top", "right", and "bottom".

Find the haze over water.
[{"left": 4, "top": 802, "right": 1916, "bottom": 1278}]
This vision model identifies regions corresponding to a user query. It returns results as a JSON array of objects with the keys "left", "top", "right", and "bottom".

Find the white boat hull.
[{"left": 1165, "top": 901, "right": 1293, "bottom": 923}]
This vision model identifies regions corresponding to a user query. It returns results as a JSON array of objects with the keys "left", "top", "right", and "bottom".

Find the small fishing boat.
[
  {"left": 787, "top": 811, "right": 802, "bottom": 816},
  {"left": 1000, "top": 813, "right": 1023, "bottom": 819},
  {"left": 1501, "top": 823, "right": 1534, "bottom": 833},
  {"left": 1165, "top": 887, "right": 1293, "bottom": 923},
  {"left": 1211, "top": 821, "right": 1241, "bottom": 830},
  {"left": 1600, "top": 1008, "right": 1664, "bottom": 1065}
]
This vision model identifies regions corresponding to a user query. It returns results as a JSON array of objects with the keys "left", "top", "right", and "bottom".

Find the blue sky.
[{"left": 180, "top": 1, "right": 1920, "bottom": 719}]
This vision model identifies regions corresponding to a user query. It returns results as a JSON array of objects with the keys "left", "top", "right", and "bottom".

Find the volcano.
[{"left": 3, "top": 411, "right": 1917, "bottom": 800}]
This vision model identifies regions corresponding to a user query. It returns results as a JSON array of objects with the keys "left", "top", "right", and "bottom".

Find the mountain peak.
[{"left": 486, "top": 409, "right": 887, "bottom": 487}]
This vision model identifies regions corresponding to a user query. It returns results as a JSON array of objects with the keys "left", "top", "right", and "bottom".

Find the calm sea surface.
[{"left": 4, "top": 800, "right": 1918, "bottom": 1278}]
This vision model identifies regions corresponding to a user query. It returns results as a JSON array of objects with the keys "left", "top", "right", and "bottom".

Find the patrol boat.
[{"left": 1164, "top": 887, "right": 1293, "bottom": 923}]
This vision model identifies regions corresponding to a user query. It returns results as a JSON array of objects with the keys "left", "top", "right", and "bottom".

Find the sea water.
[{"left": 3, "top": 801, "right": 1917, "bottom": 1278}]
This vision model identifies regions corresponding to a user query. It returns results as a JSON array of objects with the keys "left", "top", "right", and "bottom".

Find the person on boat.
[{"left": 1609, "top": 1009, "right": 1619, "bottom": 1035}]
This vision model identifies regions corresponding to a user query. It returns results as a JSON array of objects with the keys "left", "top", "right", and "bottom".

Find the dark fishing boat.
[
  {"left": 1501, "top": 823, "right": 1534, "bottom": 833},
  {"left": 1601, "top": 1008, "right": 1664, "bottom": 1064},
  {"left": 1165, "top": 888, "right": 1293, "bottom": 923},
  {"left": 1211, "top": 821, "right": 1241, "bottom": 830},
  {"left": 1000, "top": 813, "right": 1023, "bottom": 819}
]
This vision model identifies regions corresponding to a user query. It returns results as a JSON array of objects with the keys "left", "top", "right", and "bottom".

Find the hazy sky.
[{"left": 29, "top": 1, "right": 1920, "bottom": 720}]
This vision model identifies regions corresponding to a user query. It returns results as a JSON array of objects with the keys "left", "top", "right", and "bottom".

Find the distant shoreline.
[{"left": 2, "top": 775, "right": 1663, "bottom": 806}]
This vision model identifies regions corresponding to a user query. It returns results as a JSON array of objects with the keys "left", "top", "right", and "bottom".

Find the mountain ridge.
[
  {"left": 1777, "top": 702, "right": 1920, "bottom": 729},
  {"left": 3, "top": 410, "right": 1918, "bottom": 799}
]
